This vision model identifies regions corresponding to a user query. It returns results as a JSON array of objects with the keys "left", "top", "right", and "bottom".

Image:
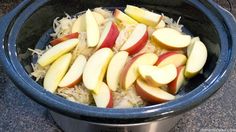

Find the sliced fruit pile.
[{"left": 34, "top": 5, "right": 208, "bottom": 108}]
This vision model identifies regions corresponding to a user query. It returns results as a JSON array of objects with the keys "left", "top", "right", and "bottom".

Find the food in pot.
[{"left": 30, "top": 5, "right": 208, "bottom": 108}]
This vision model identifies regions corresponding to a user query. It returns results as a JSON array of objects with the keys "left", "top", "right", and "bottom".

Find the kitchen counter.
[{"left": 0, "top": 0, "right": 235, "bottom": 132}]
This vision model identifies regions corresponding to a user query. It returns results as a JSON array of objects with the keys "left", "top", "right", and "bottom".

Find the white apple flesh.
[
  {"left": 120, "top": 24, "right": 148, "bottom": 55},
  {"left": 113, "top": 9, "right": 138, "bottom": 25},
  {"left": 138, "top": 64, "right": 177, "bottom": 86},
  {"left": 156, "top": 52, "right": 187, "bottom": 67},
  {"left": 135, "top": 78, "right": 175, "bottom": 103},
  {"left": 168, "top": 66, "right": 186, "bottom": 94},
  {"left": 71, "top": 15, "right": 86, "bottom": 33},
  {"left": 119, "top": 53, "right": 158, "bottom": 90},
  {"left": 83, "top": 48, "right": 114, "bottom": 93},
  {"left": 185, "top": 40, "right": 207, "bottom": 78},
  {"left": 92, "top": 12, "right": 105, "bottom": 25},
  {"left": 93, "top": 82, "right": 113, "bottom": 108},
  {"left": 114, "top": 28, "right": 126, "bottom": 50},
  {"left": 187, "top": 37, "right": 200, "bottom": 57},
  {"left": 58, "top": 55, "right": 87, "bottom": 88},
  {"left": 106, "top": 51, "right": 129, "bottom": 91},
  {"left": 86, "top": 9, "right": 100, "bottom": 47},
  {"left": 152, "top": 28, "right": 191, "bottom": 49},
  {"left": 96, "top": 21, "right": 119, "bottom": 49},
  {"left": 43, "top": 53, "right": 72, "bottom": 93},
  {"left": 124, "top": 5, "right": 164, "bottom": 27},
  {"left": 71, "top": 12, "right": 105, "bottom": 33},
  {"left": 37, "top": 38, "right": 79, "bottom": 67},
  {"left": 156, "top": 19, "right": 166, "bottom": 29}
]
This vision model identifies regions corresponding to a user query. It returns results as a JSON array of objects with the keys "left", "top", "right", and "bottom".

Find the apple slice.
[
  {"left": 120, "top": 53, "right": 158, "bottom": 90},
  {"left": 156, "top": 52, "right": 187, "bottom": 67},
  {"left": 114, "top": 29, "right": 126, "bottom": 50},
  {"left": 58, "top": 55, "right": 87, "bottom": 88},
  {"left": 147, "top": 26, "right": 156, "bottom": 37},
  {"left": 96, "top": 21, "right": 119, "bottom": 49},
  {"left": 147, "top": 18, "right": 166, "bottom": 37},
  {"left": 138, "top": 64, "right": 177, "bottom": 86},
  {"left": 50, "top": 32, "right": 79, "bottom": 46},
  {"left": 114, "top": 9, "right": 138, "bottom": 25},
  {"left": 185, "top": 40, "right": 207, "bottom": 78},
  {"left": 71, "top": 12, "right": 105, "bottom": 33},
  {"left": 124, "top": 5, "right": 164, "bottom": 27},
  {"left": 120, "top": 24, "right": 148, "bottom": 55},
  {"left": 106, "top": 51, "right": 129, "bottom": 91},
  {"left": 152, "top": 28, "right": 191, "bottom": 49},
  {"left": 114, "top": 25, "right": 135, "bottom": 50},
  {"left": 156, "top": 19, "right": 166, "bottom": 29},
  {"left": 168, "top": 66, "right": 185, "bottom": 94},
  {"left": 187, "top": 37, "right": 200, "bottom": 57},
  {"left": 93, "top": 82, "right": 113, "bottom": 108},
  {"left": 37, "top": 38, "right": 79, "bottom": 67},
  {"left": 92, "top": 12, "right": 105, "bottom": 25},
  {"left": 86, "top": 9, "right": 100, "bottom": 47},
  {"left": 71, "top": 15, "right": 86, "bottom": 33},
  {"left": 135, "top": 78, "right": 175, "bottom": 103},
  {"left": 44, "top": 53, "right": 72, "bottom": 93},
  {"left": 83, "top": 48, "right": 114, "bottom": 93}
]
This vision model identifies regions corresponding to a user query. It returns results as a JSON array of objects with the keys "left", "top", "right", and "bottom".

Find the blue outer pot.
[{"left": 0, "top": 0, "right": 236, "bottom": 124}]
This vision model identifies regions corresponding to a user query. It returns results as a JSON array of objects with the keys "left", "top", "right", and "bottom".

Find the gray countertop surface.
[{"left": 0, "top": 0, "right": 235, "bottom": 132}]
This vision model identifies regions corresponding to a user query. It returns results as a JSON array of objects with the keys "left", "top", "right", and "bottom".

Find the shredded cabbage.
[
  {"left": 113, "top": 86, "right": 146, "bottom": 108},
  {"left": 57, "top": 84, "right": 93, "bottom": 105},
  {"left": 94, "top": 7, "right": 113, "bottom": 19},
  {"left": 163, "top": 14, "right": 183, "bottom": 32},
  {"left": 29, "top": 7, "right": 186, "bottom": 108},
  {"left": 50, "top": 13, "right": 76, "bottom": 38}
]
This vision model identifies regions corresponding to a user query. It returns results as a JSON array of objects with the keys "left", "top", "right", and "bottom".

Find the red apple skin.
[
  {"left": 62, "top": 76, "right": 82, "bottom": 88},
  {"left": 106, "top": 90, "right": 113, "bottom": 108},
  {"left": 99, "top": 22, "right": 119, "bottom": 49},
  {"left": 123, "top": 31, "right": 148, "bottom": 55},
  {"left": 119, "top": 53, "right": 145, "bottom": 89},
  {"left": 135, "top": 79, "right": 173, "bottom": 103},
  {"left": 168, "top": 66, "right": 185, "bottom": 94},
  {"left": 155, "top": 52, "right": 186, "bottom": 67},
  {"left": 50, "top": 32, "right": 79, "bottom": 46},
  {"left": 156, "top": 52, "right": 177, "bottom": 65}
]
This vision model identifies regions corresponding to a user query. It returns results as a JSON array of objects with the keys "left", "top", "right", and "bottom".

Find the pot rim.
[{"left": 0, "top": 0, "right": 236, "bottom": 123}]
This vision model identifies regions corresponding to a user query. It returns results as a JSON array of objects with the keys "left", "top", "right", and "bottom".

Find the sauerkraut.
[
  {"left": 113, "top": 86, "right": 146, "bottom": 108},
  {"left": 57, "top": 84, "right": 93, "bottom": 105},
  {"left": 50, "top": 13, "right": 76, "bottom": 38},
  {"left": 30, "top": 6, "right": 187, "bottom": 108}
]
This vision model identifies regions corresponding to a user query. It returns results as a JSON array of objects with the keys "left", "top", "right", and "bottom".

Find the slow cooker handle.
[
  {"left": 0, "top": 0, "right": 31, "bottom": 34},
  {"left": 205, "top": 0, "right": 236, "bottom": 30},
  {"left": 206, "top": 0, "right": 236, "bottom": 68},
  {"left": 0, "top": 0, "right": 31, "bottom": 71}
]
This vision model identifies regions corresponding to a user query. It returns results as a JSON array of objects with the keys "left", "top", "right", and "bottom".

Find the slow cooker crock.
[{"left": 0, "top": 0, "right": 236, "bottom": 126}]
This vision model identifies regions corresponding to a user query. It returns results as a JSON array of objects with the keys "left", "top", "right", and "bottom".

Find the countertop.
[{"left": 0, "top": 0, "right": 235, "bottom": 132}]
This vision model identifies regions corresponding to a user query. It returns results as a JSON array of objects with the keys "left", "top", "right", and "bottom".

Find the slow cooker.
[{"left": 0, "top": 0, "right": 236, "bottom": 132}]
